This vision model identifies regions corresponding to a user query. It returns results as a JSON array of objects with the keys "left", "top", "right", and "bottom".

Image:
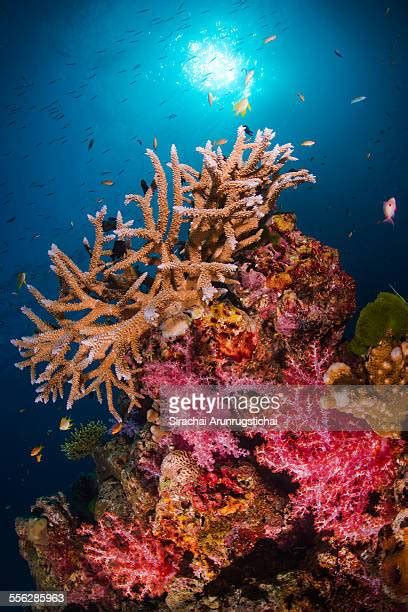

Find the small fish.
[
  {"left": 367, "top": 152, "right": 372, "bottom": 159},
  {"left": 243, "top": 125, "right": 254, "bottom": 137},
  {"left": 153, "top": 136, "right": 158, "bottom": 150},
  {"left": 244, "top": 69, "right": 254, "bottom": 87},
  {"left": 301, "top": 140, "right": 315, "bottom": 147},
  {"left": 6, "top": 216, "right": 16, "bottom": 223},
  {"left": 212, "top": 138, "right": 228, "bottom": 146},
  {"left": 382, "top": 196, "right": 397, "bottom": 226},
  {"left": 70, "top": 220, "right": 74, "bottom": 229},
  {"left": 207, "top": 91, "right": 214, "bottom": 106},
  {"left": 111, "top": 422, "right": 123, "bottom": 435},
  {"left": 264, "top": 34, "right": 277, "bottom": 44},
  {"left": 30, "top": 445, "right": 43, "bottom": 457},
  {"left": 35, "top": 454, "right": 42, "bottom": 463},
  {"left": 348, "top": 231, "right": 353, "bottom": 238},
  {"left": 334, "top": 49, "right": 343, "bottom": 58},
  {"left": 17, "top": 272, "right": 26, "bottom": 290},
  {"left": 297, "top": 92, "right": 305, "bottom": 102},
  {"left": 351, "top": 96, "right": 367, "bottom": 104},
  {"left": 385, "top": 7, "right": 390, "bottom": 16},
  {"left": 59, "top": 416, "right": 73, "bottom": 431},
  {"left": 101, "top": 179, "right": 114, "bottom": 186},
  {"left": 233, "top": 97, "right": 251, "bottom": 117},
  {"left": 88, "top": 138, "right": 94, "bottom": 151}
]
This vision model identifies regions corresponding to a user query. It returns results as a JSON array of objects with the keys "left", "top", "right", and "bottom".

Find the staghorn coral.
[
  {"left": 12, "top": 127, "right": 314, "bottom": 420},
  {"left": 61, "top": 420, "right": 107, "bottom": 461}
]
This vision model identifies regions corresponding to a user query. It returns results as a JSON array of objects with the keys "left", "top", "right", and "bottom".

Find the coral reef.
[{"left": 14, "top": 129, "right": 407, "bottom": 609}]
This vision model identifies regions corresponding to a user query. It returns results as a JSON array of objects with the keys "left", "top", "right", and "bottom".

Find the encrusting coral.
[
  {"left": 12, "top": 127, "right": 315, "bottom": 420},
  {"left": 13, "top": 128, "right": 407, "bottom": 609}
]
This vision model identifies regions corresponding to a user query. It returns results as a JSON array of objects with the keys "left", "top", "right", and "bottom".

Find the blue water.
[{"left": 0, "top": 0, "right": 407, "bottom": 589}]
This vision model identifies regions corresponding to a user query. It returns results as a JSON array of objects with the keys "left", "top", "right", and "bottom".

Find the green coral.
[
  {"left": 349, "top": 292, "right": 408, "bottom": 355},
  {"left": 61, "top": 421, "right": 107, "bottom": 461}
]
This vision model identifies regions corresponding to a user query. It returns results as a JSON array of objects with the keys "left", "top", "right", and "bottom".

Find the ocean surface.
[{"left": 0, "top": 0, "right": 407, "bottom": 589}]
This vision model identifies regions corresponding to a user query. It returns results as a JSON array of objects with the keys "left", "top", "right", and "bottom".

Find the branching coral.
[{"left": 12, "top": 127, "right": 315, "bottom": 420}]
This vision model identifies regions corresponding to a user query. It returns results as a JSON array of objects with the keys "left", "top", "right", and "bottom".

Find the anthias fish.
[
  {"left": 59, "top": 417, "right": 73, "bottom": 431},
  {"left": 111, "top": 422, "right": 123, "bottom": 435},
  {"left": 17, "top": 272, "right": 26, "bottom": 290},
  {"left": 233, "top": 98, "right": 251, "bottom": 117},
  {"left": 382, "top": 197, "right": 397, "bottom": 225}
]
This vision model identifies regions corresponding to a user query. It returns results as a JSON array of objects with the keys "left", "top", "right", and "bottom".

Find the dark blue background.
[{"left": 0, "top": 0, "right": 407, "bottom": 589}]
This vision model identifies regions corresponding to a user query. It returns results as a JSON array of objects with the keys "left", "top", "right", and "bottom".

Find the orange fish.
[
  {"left": 101, "top": 180, "right": 114, "bottom": 186},
  {"left": 111, "top": 422, "right": 123, "bottom": 435},
  {"left": 301, "top": 140, "right": 316, "bottom": 147},
  {"left": 264, "top": 34, "right": 277, "bottom": 44},
  {"left": 153, "top": 136, "right": 158, "bottom": 150},
  {"left": 233, "top": 97, "right": 251, "bottom": 117},
  {"left": 207, "top": 92, "right": 214, "bottom": 106},
  {"left": 59, "top": 417, "right": 73, "bottom": 431},
  {"left": 31, "top": 445, "right": 43, "bottom": 457},
  {"left": 212, "top": 138, "right": 228, "bottom": 146},
  {"left": 297, "top": 92, "right": 305, "bottom": 102},
  {"left": 35, "top": 454, "right": 42, "bottom": 463}
]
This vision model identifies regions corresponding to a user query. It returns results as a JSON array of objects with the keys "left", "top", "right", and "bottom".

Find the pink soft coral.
[
  {"left": 255, "top": 431, "right": 401, "bottom": 542},
  {"left": 283, "top": 340, "right": 336, "bottom": 385},
  {"left": 78, "top": 513, "right": 181, "bottom": 600},
  {"left": 174, "top": 430, "right": 248, "bottom": 471}
]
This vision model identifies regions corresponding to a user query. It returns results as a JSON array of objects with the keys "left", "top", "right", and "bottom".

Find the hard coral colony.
[{"left": 13, "top": 128, "right": 407, "bottom": 609}]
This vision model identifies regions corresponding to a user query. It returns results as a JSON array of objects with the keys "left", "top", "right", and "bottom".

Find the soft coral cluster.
[
  {"left": 79, "top": 513, "right": 182, "bottom": 601},
  {"left": 255, "top": 430, "right": 403, "bottom": 542}
]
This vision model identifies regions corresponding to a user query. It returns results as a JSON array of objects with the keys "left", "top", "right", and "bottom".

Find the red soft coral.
[
  {"left": 255, "top": 431, "right": 401, "bottom": 542},
  {"left": 78, "top": 513, "right": 181, "bottom": 600}
]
